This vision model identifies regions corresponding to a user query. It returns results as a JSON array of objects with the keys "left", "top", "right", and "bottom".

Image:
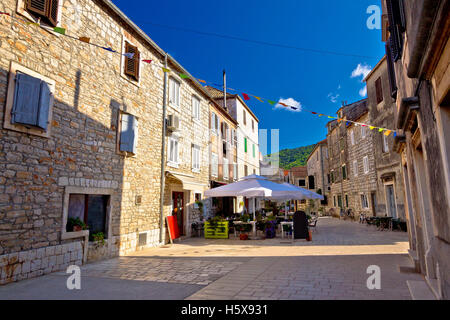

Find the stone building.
[
  {"left": 345, "top": 111, "right": 378, "bottom": 218},
  {"left": 364, "top": 56, "right": 406, "bottom": 220},
  {"left": 306, "top": 139, "right": 329, "bottom": 211},
  {"left": 0, "top": 0, "right": 213, "bottom": 284},
  {"left": 206, "top": 86, "right": 260, "bottom": 213},
  {"left": 203, "top": 94, "right": 238, "bottom": 218},
  {"left": 326, "top": 99, "right": 370, "bottom": 216},
  {"left": 380, "top": 0, "right": 450, "bottom": 299}
]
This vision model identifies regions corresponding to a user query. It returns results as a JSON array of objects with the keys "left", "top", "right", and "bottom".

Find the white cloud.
[
  {"left": 328, "top": 92, "right": 340, "bottom": 103},
  {"left": 359, "top": 86, "right": 367, "bottom": 97},
  {"left": 274, "top": 98, "right": 302, "bottom": 112},
  {"left": 351, "top": 63, "right": 372, "bottom": 81}
]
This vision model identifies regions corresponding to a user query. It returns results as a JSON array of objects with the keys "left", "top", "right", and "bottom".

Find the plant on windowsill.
[
  {"left": 67, "top": 217, "right": 88, "bottom": 232},
  {"left": 91, "top": 232, "right": 106, "bottom": 246}
]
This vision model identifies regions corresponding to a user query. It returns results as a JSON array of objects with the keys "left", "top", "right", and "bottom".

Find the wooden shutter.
[
  {"left": 375, "top": 77, "right": 383, "bottom": 104},
  {"left": 26, "top": 0, "right": 48, "bottom": 17},
  {"left": 120, "top": 114, "right": 137, "bottom": 153},
  {"left": 124, "top": 42, "right": 139, "bottom": 81},
  {"left": 26, "top": 0, "right": 59, "bottom": 27},
  {"left": 12, "top": 73, "right": 41, "bottom": 126},
  {"left": 48, "top": 0, "right": 59, "bottom": 27},
  {"left": 37, "top": 81, "right": 52, "bottom": 130},
  {"left": 386, "top": 0, "right": 403, "bottom": 61},
  {"left": 386, "top": 41, "right": 398, "bottom": 98}
]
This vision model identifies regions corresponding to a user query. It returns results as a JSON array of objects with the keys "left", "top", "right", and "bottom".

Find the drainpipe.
[{"left": 159, "top": 54, "right": 168, "bottom": 244}]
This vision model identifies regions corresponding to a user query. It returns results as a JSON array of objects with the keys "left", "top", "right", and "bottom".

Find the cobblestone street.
[{"left": 0, "top": 218, "right": 423, "bottom": 300}]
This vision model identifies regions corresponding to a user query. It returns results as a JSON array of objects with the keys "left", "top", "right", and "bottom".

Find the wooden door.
[{"left": 172, "top": 192, "right": 184, "bottom": 235}]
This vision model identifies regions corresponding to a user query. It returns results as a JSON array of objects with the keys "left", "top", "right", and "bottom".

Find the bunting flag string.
[{"left": 0, "top": 10, "right": 397, "bottom": 135}]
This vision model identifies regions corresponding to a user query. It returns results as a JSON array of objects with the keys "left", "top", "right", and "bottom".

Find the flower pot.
[
  {"left": 240, "top": 234, "right": 249, "bottom": 241},
  {"left": 73, "top": 225, "right": 82, "bottom": 232},
  {"left": 307, "top": 231, "right": 312, "bottom": 241}
]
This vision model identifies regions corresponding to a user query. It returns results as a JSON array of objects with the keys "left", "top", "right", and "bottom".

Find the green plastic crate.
[{"left": 204, "top": 221, "right": 229, "bottom": 239}]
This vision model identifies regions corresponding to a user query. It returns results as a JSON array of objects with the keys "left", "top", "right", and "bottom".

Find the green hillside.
[{"left": 267, "top": 145, "right": 315, "bottom": 170}]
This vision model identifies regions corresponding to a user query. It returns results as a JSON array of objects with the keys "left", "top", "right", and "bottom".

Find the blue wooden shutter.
[
  {"left": 37, "top": 81, "right": 52, "bottom": 130},
  {"left": 12, "top": 73, "right": 41, "bottom": 126},
  {"left": 120, "top": 114, "right": 137, "bottom": 153}
]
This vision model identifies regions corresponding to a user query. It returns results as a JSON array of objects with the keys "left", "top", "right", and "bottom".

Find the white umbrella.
[{"left": 205, "top": 175, "right": 310, "bottom": 221}]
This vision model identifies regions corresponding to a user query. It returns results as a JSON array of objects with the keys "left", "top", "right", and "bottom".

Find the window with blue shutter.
[
  {"left": 11, "top": 72, "right": 53, "bottom": 131},
  {"left": 12, "top": 73, "right": 41, "bottom": 126},
  {"left": 120, "top": 113, "right": 138, "bottom": 154}
]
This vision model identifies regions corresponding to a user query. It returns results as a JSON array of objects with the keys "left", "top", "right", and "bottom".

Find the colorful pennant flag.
[
  {"left": 253, "top": 96, "right": 264, "bottom": 103},
  {"left": 394, "top": 132, "right": 397, "bottom": 137},
  {"left": 123, "top": 52, "right": 135, "bottom": 59},
  {"left": 197, "top": 79, "right": 206, "bottom": 83},
  {"left": 267, "top": 100, "right": 276, "bottom": 106},
  {"left": 369, "top": 126, "right": 375, "bottom": 130},
  {"left": 142, "top": 59, "right": 152, "bottom": 64},
  {"left": 26, "top": 22, "right": 40, "bottom": 26},
  {"left": 242, "top": 93, "right": 250, "bottom": 101},
  {"left": 328, "top": 116, "right": 335, "bottom": 119},
  {"left": 53, "top": 27, "right": 66, "bottom": 35},
  {"left": 79, "top": 37, "right": 90, "bottom": 44},
  {"left": 291, "top": 107, "right": 299, "bottom": 110},
  {"left": 318, "top": 114, "right": 324, "bottom": 117},
  {"left": 162, "top": 68, "right": 170, "bottom": 73},
  {"left": 0, "top": 12, "right": 11, "bottom": 16},
  {"left": 384, "top": 130, "right": 392, "bottom": 136},
  {"left": 102, "top": 47, "right": 116, "bottom": 53},
  {"left": 179, "top": 73, "right": 190, "bottom": 79},
  {"left": 279, "top": 102, "right": 288, "bottom": 107},
  {"left": 379, "top": 128, "right": 384, "bottom": 132}
]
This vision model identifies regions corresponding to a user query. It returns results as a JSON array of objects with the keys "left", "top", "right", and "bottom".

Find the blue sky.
[{"left": 112, "top": 0, "right": 385, "bottom": 153}]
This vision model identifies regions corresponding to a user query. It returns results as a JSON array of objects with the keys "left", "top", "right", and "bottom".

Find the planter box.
[{"left": 204, "top": 221, "right": 229, "bottom": 239}]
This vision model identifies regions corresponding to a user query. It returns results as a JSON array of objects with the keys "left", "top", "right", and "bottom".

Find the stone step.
[{"left": 406, "top": 280, "right": 436, "bottom": 300}]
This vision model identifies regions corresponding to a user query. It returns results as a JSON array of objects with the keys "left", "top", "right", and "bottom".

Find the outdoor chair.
[{"left": 309, "top": 218, "right": 318, "bottom": 233}]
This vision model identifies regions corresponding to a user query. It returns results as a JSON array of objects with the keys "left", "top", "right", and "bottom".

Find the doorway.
[
  {"left": 385, "top": 185, "right": 397, "bottom": 218},
  {"left": 172, "top": 192, "right": 184, "bottom": 236}
]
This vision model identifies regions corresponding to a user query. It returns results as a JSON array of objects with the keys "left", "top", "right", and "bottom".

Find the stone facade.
[
  {"left": 345, "top": 113, "right": 378, "bottom": 217},
  {"left": 365, "top": 57, "right": 406, "bottom": 220},
  {"left": 381, "top": 0, "right": 450, "bottom": 299},
  {"left": 306, "top": 140, "right": 329, "bottom": 212},
  {"left": 0, "top": 0, "right": 215, "bottom": 284}
]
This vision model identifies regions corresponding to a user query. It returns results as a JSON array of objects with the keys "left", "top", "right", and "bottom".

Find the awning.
[{"left": 166, "top": 171, "right": 208, "bottom": 191}]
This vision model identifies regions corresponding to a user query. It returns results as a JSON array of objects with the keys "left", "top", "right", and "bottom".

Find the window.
[
  {"left": 386, "top": 0, "right": 405, "bottom": 62},
  {"left": 253, "top": 144, "right": 256, "bottom": 158},
  {"left": 221, "top": 122, "right": 228, "bottom": 141},
  {"left": 244, "top": 137, "right": 248, "bottom": 153},
  {"left": 327, "top": 174, "right": 331, "bottom": 184},
  {"left": 252, "top": 119, "right": 254, "bottom": 132},
  {"left": 299, "top": 179, "right": 306, "bottom": 187},
  {"left": 233, "top": 163, "right": 238, "bottom": 181},
  {"left": 350, "top": 130, "right": 355, "bottom": 146},
  {"left": 337, "top": 195, "right": 343, "bottom": 208},
  {"left": 375, "top": 77, "right": 383, "bottom": 104},
  {"left": 386, "top": 40, "right": 398, "bottom": 98},
  {"left": 223, "top": 141, "right": 227, "bottom": 157},
  {"left": 361, "top": 126, "right": 367, "bottom": 139},
  {"left": 231, "top": 129, "right": 237, "bottom": 147},
  {"left": 363, "top": 156, "right": 369, "bottom": 174},
  {"left": 325, "top": 147, "right": 328, "bottom": 159},
  {"left": 223, "top": 158, "right": 229, "bottom": 180},
  {"left": 67, "top": 194, "right": 109, "bottom": 239},
  {"left": 244, "top": 165, "right": 248, "bottom": 177},
  {"left": 383, "top": 134, "right": 389, "bottom": 153},
  {"left": 345, "top": 194, "right": 349, "bottom": 208},
  {"left": 124, "top": 42, "right": 140, "bottom": 81},
  {"left": 168, "top": 137, "right": 179, "bottom": 165},
  {"left": 331, "top": 171, "right": 335, "bottom": 183},
  {"left": 169, "top": 78, "right": 180, "bottom": 108},
  {"left": 119, "top": 113, "right": 138, "bottom": 154},
  {"left": 342, "top": 165, "right": 347, "bottom": 180},
  {"left": 192, "top": 96, "right": 200, "bottom": 120},
  {"left": 353, "top": 160, "right": 358, "bottom": 177},
  {"left": 211, "top": 153, "right": 218, "bottom": 177},
  {"left": 192, "top": 145, "right": 200, "bottom": 172},
  {"left": 7, "top": 71, "right": 54, "bottom": 133},
  {"left": 243, "top": 110, "right": 247, "bottom": 125},
  {"left": 26, "top": 0, "right": 59, "bottom": 27},
  {"left": 308, "top": 176, "right": 315, "bottom": 190},
  {"left": 361, "top": 194, "right": 369, "bottom": 209},
  {"left": 333, "top": 196, "right": 336, "bottom": 207},
  {"left": 210, "top": 112, "right": 219, "bottom": 134}
]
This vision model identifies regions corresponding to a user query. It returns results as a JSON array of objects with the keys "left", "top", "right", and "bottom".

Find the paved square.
[{"left": 0, "top": 217, "right": 423, "bottom": 300}]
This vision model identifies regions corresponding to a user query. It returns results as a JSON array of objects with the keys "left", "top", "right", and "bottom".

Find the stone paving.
[{"left": 0, "top": 217, "right": 425, "bottom": 300}]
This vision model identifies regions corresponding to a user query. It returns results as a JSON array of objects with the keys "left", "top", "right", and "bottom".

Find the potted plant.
[
  {"left": 91, "top": 232, "right": 106, "bottom": 246},
  {"left": 67, "top": 217, "right": 87, "bottom": 232}
]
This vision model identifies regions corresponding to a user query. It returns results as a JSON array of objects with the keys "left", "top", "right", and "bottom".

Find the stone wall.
[{"left": 0, "top": 0, "right": 211, "bottom": 284}]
